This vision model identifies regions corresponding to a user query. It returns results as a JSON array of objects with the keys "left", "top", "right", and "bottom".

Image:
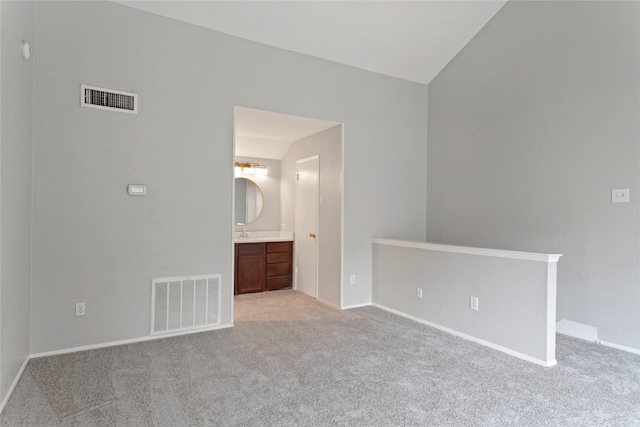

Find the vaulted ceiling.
[{"left": 115, "top": 1, "right": 507, "bottom": 85}]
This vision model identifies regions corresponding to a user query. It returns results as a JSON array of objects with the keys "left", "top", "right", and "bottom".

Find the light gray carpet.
[{"left": 1, "top": 289, "right": 639, "bottom": 426}]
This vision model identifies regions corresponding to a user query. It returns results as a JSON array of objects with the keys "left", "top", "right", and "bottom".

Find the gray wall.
[
  {"left": 234, "top": 156, "right": 281, "bottom": 232},
  {"left": 281, "top": 125, "right": 342, "bottom": 306},
  {"left": 373, "top": 242, "right": 557, "bottom": 365},
  {"left": 30, "top": 1, "right": 427, "bottom": 353},
  {"left": 0, "top": 0, "right": 33, "bottom": 401},
  {"left": 427, "top": 1, "right": 640, "bottom": 349}
]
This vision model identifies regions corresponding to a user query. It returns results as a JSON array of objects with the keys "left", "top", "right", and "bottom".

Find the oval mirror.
[{"left": 234, "top": 177, "right": 264, "bottom": 225}]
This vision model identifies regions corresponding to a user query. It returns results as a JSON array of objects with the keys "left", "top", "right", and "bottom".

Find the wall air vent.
[{"left": 81, "top": 84, "right": 138, "bottom": 114}]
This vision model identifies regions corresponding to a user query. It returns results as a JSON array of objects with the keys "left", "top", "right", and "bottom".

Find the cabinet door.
[{"left": 236, "top": 253, "right": 265, "bottom": 294}]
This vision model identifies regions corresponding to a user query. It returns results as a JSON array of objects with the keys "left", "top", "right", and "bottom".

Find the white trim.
[
  {"left": 372, "top": 303, "right": 557, "bottom": 368},
  {"left": 598, "top": 340, "right": 640, "bottom": 356},
  {"left": 0, "top": 356, "right": 30, "bottom": 415},
  {"left": 342, "top": 302, "right": 372, "bottom": 310},
  {"left": 231, "top": 107, "right": 237, "bottom": 323},
  {"left": 30, "top": 323, "right": 233, "bottom": 359},
  {"left": 372, "top": 238, "right": 562, "bottom": 263},
  {"left": 296, "top": 154, "right": 320, "bottom": 164},
  {"left": 545, "top": 263, "right": 558, "bottom": 363},
  {"left": 315, "top": 297, "right": 341, "bottom": 310},
  {"left": 339, "top": 124, "right": 345, "bottom": 309},
  {"left": 0, "top": 2, "right": 3, "bottom": 404},
  {"left": 556, "top": 319, "right": 598, "bottom": 342}
]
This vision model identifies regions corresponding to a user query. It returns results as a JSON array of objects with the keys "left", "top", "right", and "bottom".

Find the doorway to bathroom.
[{"left": 232, "top": 107, "right": 343, "bottom": 314}]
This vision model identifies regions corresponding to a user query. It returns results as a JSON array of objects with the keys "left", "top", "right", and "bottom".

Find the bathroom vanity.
[
  {"left": 234, "top": 233, "right": 294, "bottom": 295},
  {"left": 234, "top": 175, "right": 294, "bottom": 294}
]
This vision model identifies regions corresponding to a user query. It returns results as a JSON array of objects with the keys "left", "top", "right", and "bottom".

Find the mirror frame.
[{"left": 234, "top": 177, "right": 265, "bottom": 226}]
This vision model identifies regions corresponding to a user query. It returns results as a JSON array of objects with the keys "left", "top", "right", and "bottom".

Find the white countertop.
[{"left": 234, "top": 230, "right": 294, "bottom": 244}]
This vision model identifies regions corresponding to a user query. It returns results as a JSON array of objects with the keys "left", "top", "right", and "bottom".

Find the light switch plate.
[
  {"left": 612, "top": 189, "right": 629, "bottom": 203},
  {"left": 128, "top": 184, "right": 147, "bottom": 196}
]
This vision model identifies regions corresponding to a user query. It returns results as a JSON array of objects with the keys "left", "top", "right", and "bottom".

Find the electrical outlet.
[
  {"left": 350, "top": 275, "right": 356, "bottom": 285},
  {"left": 76, "top": 302, "right": 86, "bottom": 316},
  {"left": 612, "top": 189, "right": 629, "bottom": 203},
  {"left": 416, "top": 287, "right": 423, "bottom": 299},
  {"left": 469, "top": 296, "right": 479, "bottom": 311}
]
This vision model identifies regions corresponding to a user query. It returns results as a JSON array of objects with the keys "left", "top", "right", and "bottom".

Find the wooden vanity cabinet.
[
  {"left": 235, "top": 241, "right": 293, "bottom": 295},
  {"left": 266, "top": 241, "right": 293, "bottom": 291},
  {"left": 235, "top": 243, "right": 265, "bottom": 294}
]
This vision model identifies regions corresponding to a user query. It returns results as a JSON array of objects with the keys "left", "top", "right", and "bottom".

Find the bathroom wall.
[{"left": 281, "top": 125, "right": 342, "bottom": 306}]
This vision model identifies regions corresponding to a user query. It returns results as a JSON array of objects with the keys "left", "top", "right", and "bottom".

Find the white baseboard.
[
  {"left": 0, "top": 356, "right": 30, "bottom": 415},
  {"left": 315, "top": 298, "right": 341, "bottom": 310},
  {"left": 555, "top": 319, "right": 640, "bottom": 356},
  {"left": 372, "top": 303, "right": 556, "bottom": 368},
  {"left": 30, "top": 323, "right": 233, "bottom": 359},
  {"left": 599, "top": 340, "right": 640, "bottom": 356},
  {"left": 556, "top": 319, "right": 598, "bottom": 342},
  {"left": 341, "top": 302, "right": 372, "bottom": 310}
]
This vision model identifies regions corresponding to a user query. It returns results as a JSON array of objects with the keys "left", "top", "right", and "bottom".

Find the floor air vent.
[
  {"left": 81, "top": 84, "right": 138, "bottom": 114},
  {"left": 151, "top": 274, "right": 221, "bottom": 336}
]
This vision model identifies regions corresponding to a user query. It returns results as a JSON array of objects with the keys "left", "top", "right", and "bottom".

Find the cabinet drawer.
[
  {"left": 266, "top": 275, "right": 292, "bottom": 291},
  {"left": 237, "top": 243, "right": 265, "bottom": 255},
  {"left": 267, "top": 262, "right": 291, "bottom": 277},
  {"left": 267, "top": 241, "right": 292, "bottom": 253},
  {"left": 267, "top": 252, "right": 290, "bottom": 264}
]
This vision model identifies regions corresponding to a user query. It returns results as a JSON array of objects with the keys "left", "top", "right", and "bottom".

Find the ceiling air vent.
[{"left": 81, "top": 84, "right": 138, "bottom": 114}]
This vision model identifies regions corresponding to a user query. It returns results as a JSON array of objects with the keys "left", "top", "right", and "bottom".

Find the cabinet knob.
[{"left": 309, "top": 233, "right": 316, "bottom": 238}]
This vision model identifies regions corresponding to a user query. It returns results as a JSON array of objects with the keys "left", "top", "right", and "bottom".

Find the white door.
[{"left": 295, "top": 156, "right": 319, "bottom": 298}]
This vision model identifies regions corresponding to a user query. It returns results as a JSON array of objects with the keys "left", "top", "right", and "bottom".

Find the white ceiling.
[
  {"left": 235, "top": 107, "right": 340, "bottom": 160},
  {"left": 115, "top": 0, "right": 507, "bottom": 85}
]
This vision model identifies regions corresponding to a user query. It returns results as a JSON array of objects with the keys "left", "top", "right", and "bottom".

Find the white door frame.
[
  {"left": 295, "top": 155, "right": 319, "bottom": 298},
  {"left": 339, "top": 124, "right": 345, "bottom": 308},
  {"left": 0, "top": 2, "right": 4, "bottom": 399}
]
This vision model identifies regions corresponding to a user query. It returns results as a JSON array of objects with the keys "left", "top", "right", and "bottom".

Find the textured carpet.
[{"left": 1, "top": 289, "right": 639, "bottom": 426}]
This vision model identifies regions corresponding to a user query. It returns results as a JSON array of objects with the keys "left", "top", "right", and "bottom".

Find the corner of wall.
[{"left": 0, "top": 0, "right": 35, "bottom": 410}]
